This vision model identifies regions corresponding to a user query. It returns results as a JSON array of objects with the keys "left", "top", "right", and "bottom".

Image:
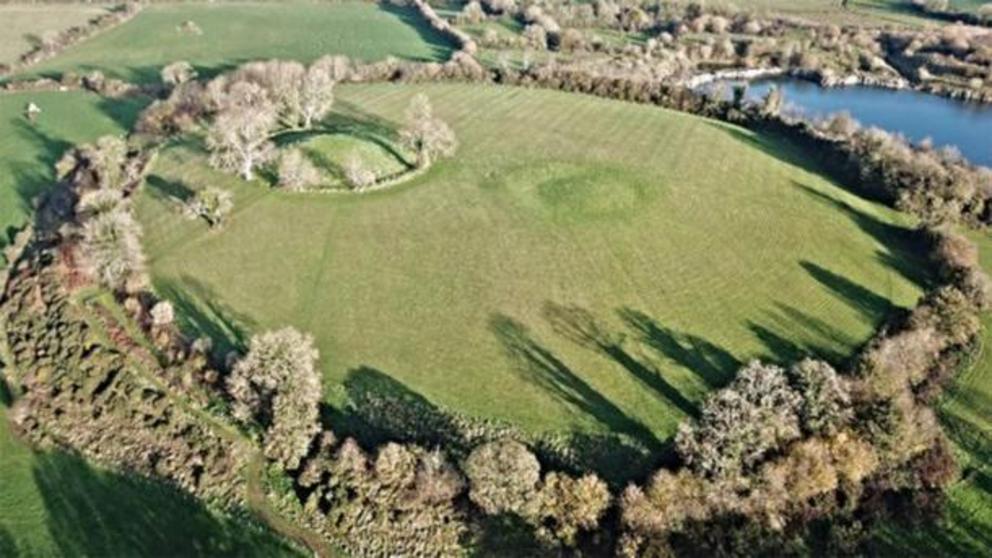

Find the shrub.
[
  {"left": 161, "top": 61, "right": 196, "bottom": 87},
  {"left": 789, "top": 359, "right": 852, "bottom": 435},
  {"left": 185, "top": 187, "right": 234, "bottom": 228},
  {"left": 342, "top": 153, "right": 377, "bottom": 190},
  {"left": 537, "top": 472, "right": 610, "bottom": 546},
  {"left": 78, "top": 207, "right": 145, "bottom": 291}
]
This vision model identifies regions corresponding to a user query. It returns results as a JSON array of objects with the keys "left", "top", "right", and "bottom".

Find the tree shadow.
[
  {"left": 489, "top": 312, "right": 664, "bottom": 453},
  {"left": 154, "top": 275, "right": 255, "bottom": 360},
  {"left": 30, "top": 450, "right": 296, "bottom": 557},
  {"left": 145, "top": 174, "right": 194, "bottom": 205},
  {"left": 618, "top": 307, "right": 739, "bottom": 389},
  {"left": 800, "top": 260, "right": 894, "bottom": 322},
  {"left": 541, "top": 303, "right": 699, "bottom": 418},
  {"left": 748, "top": 301, "right": 858, "bottom": 366},
  {"left": 337, "top": 365, "right": 661, "bottom": 486},
  {"left": 792, "top": 182, "right": 933, "bottom": 288},
  {"left": 379, "top": 2, "right": 459, "bottom": 62}
]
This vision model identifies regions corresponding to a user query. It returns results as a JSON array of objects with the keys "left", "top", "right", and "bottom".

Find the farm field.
[
  {"left": 136, "top": 83, "right": 929, "bottom": 474},
  {"left": 0, "top": 91, "right": 147, "bottom": 263},
  {"left": 0, "top": 3, "right": 110, "bottom": 65},
  {"left": 18, "top": 1, "right": 455, "bottom": 84}
]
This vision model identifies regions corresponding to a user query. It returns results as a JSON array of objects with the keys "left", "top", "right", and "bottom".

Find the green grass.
[
  {"left": 0, "top": 395, "right": 299, "bottom": 556},
  {"left": 19, "top": 1, "right": 455, "bottom": 84},
  {"left": 874, "top": 232, "right": 992, "bottom": 556},
  {"left": 136, "top": 83, "right": 929, "bottom": 468},
  {"left": 0, "top": 91, "right": 146, "bottom": 262},
  {"left": 0, "top": 4, "right": 110, "bottom": 65}
]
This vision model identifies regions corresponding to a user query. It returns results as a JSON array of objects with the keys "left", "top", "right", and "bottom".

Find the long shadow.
[
  {"left": 154, "top": 275, "right": 255, "bottom": 360},
  {"left": 792, "top": 182, "right": 934, "bottom": 288},
  {"left": 30, "top": 450, "right": 296, "bottom": 557},
  {"left": 618, "top": 308, "right": 738, "bottom": 389},
  {"left": 146, "top": 174, "right": 194, "bottom": 204},
  {"left": 747, "top": 321, "right": 808, "bottom": 364},
  {"left": 274, "top": 107, "right": 414, "bottom": 169},
  {"left": 489, "top": 313, "right": 664, "bottom": 454},
  {"left": 748, "top": 301, "right": 858, "bottom": 366},
  {"left": 542, "top": 303, "right": 699, "bottom": 418},
  {"left": 800, "top": 260, "right": 895, "bottom": 321},
  {"left": 379, "top": 2, "right": 459, "bottom": 62},
  {"left": 337, "top": 366, "right": 660, "bottom": 486}
]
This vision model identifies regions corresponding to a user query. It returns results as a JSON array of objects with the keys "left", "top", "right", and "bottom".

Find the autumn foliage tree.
[{"left": 227, "top": 327, "right": 321, "bottom": 470}]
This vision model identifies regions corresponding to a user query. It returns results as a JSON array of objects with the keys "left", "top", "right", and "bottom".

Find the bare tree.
[
  {"left": 400, "top": 93, "right": 457, "bottom": 169},
  {"left": 185, "top": 186, "right": 234, "bottom": 227},
  {"left": 206, "top": 81, "right": 278, "bottom": 180},
  {"left": 161, "top": 61, "right": 197, "bottom": 87},
  {"left": 299, "top": 63, "right": 335, "bottom": 129},
  {"left": 277, "top": 148, "right": 323, "bottom": 191},
  {"left": 79, "top": 207, "right": 146, "bottom": 291}
]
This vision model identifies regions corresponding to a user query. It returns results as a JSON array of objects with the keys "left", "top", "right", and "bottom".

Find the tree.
[
  {"left": 342, "top": 153, "right": 376, "bottom": 190},
  {"left": 79, "top": 207, "right": 146, "bottom": 291},
  {"left": 277, "top": 148, "right": 322, "bottom": 191},
  {"left": 81, "top": 135, "right": 129, "bottom": 190},
  {"left": 676, "top": 361, "right": 802, "bottom": 479},
  {"left": 206, "top": 81, "right": 278, "bottom": 180},
  {"left": 537, "top": 472, "right": 611, "bottom": 546},
  {"left": 161, "top": 61, "right": 196, "bottom": 87},
  {"left": 299, "top": 63, "right": 335, "bottom": 129},
  {"left": 464, "top": 439, "right": 540, "bottom": 515},
  {"left": 789, "top": 359, "right": 851, "bottom": 435},
  {"left": 186, "top": 186, "right": 234, "bottom": 228},
  {"left": 399, "top": 93, "right": 457, "bottom": 169},
  {"left": 226, "top": 327, "right": 321, "bottom": 470}
]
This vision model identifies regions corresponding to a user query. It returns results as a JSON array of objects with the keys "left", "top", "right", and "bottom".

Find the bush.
[
  {"left": 342, "top": 153, "right": 377, "bottom": 190},
  {"left": 185, "top": 187, "right": 234, "bottom": 228}
]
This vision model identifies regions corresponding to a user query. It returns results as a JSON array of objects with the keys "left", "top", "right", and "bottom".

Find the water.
[{"left": 711, "top": 77, "right": 992, "bottom": 168}]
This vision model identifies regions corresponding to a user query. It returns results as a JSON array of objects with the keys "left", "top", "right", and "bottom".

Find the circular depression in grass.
[{"left": 135, "top": 84, "right": 930, "bottom": 480}]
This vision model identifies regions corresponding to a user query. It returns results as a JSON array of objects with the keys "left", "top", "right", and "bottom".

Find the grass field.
[
  {"left": 0, "top": 91, "right": 147, "bottom": 263},
  {"left": 0, "top": 4, "right": 110, "bottom": 65},
  {"left": 19, "top": 1, "right": 454, "bottom": 84},
  {"left": 0, "top": 393, "right": 298, "bottom": 556},
  {"left": 136, "top": 83, "right": 930, "bottom": 467}
]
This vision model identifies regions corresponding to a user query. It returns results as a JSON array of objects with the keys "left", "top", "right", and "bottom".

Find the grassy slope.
[
  {"left": 21, "top": 1, "right": 454, "bottom": 84},
  {"left": 875, "top": 232, "right": 992, "bottom": 557},
  {"left": 0, "top": 91, "right": 146, "bottom": 260},
  {"left": 0, "top": 397, "right": 299, "bottom": 557},
  {"left": 0, "top": 4, "right": 110, "bottom": 65},
  {"left": 137, "top": 83, "right": 929, "bottom": 457}
]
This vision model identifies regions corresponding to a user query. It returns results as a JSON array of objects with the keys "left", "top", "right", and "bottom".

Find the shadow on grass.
[
  {"left": 335, "top": 365, "right": 662, "bottom": 486},
  {"left": 155, "top": 275, "right": 255, "bottom": 360},
  {"left": 618, "top": 308, "right": 738, "bottom": 389},
  {"left": 30, "top": 450, "right": 295, "bottom": 557},
  {"left": 801, "top": 260, "right": 894, "bottom": 321},
  {"left": 276, "top": 105, "right": 414, "bottom": 170},
  {"left": 489, "top": 312, "right": 664, "bottom": 453},
  {"left": 541, "top": 303, "right": 699, "bottom": 418},
  {"left": 146, "top": 174, "right": 194, "bottom": 204},
  {"left": 379, "top": 2, "right": 459, "bottom": 62}
]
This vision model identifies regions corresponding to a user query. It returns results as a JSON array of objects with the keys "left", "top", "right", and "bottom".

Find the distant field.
[
  {"left": 0, "top": 91, "right": 147, "bottom": 263},
  {"left": 709, "top": 0, "right": 945, "bottom": 25},
  {"left": 0, "top": 396, "right": 298, "bottom": 556},
  {"left": 21, "top": 1, "right": 455, "bottom": 83},
  {"left": 0, "top": 4, "right": 109, "bottom": 65},
  {"left": 136, "top": 83, "right": 929, "bottom": 474}
]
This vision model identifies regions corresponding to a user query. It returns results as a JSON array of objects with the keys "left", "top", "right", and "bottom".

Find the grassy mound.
[
  {"left": 0, "top": 91, "right": 147, "bottom": 263},
  {"left": 277, "top": 130, "right": 411, "bottom": 190},
  {"left": 137, "top": 83, "right": 930, "bottom": 468},
  {"left": 20, "top": 1, "right": 454, "bottom": 84}
]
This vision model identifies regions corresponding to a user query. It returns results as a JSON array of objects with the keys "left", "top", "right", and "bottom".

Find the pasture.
[
  {"left": 20, "top": 1, "right": 455, "bottom": 84},
  {"left": 0, "top": 3, "right": 109, "bottom": 65},
  {"left": 0, "top": 91, "right": 146, "bottom": 263},
  {"left": 136, "top": 83, "right": 929, "bottom": 466}
]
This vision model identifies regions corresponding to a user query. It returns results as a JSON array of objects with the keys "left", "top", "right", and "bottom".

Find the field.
[
  {"left": 0, "top": 91, "right": 147, "bottom": 262},
  {"left": 136, "top": 83, "right": 929, "bottom": 473},
  {"left": 20, "top": 1, "right": 455, "bottom": 84},
  {"left": 0, "top": 393, "right": 299, "bottom": 556},
  {"left": 0, "top": 4, "right": 110, "bottom": 65}
]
